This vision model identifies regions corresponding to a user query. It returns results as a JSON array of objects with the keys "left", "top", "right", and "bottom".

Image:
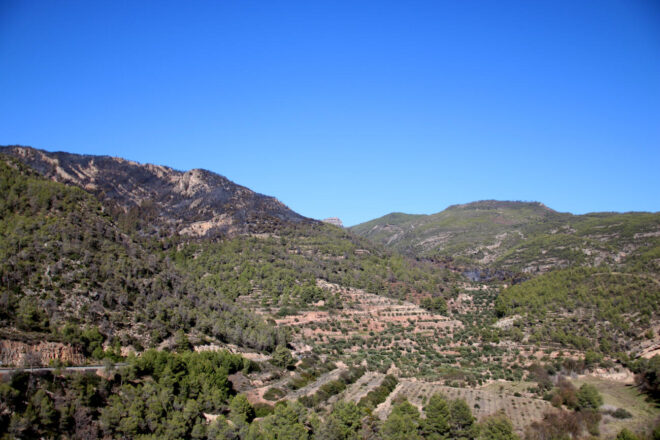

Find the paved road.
[{"left": 0, "top": 363, "right": 127, "bottom": 375}]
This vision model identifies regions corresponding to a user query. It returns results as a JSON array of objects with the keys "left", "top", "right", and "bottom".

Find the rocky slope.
[
  {"left": 0, "top": 145, "right": 312, "bottom": 238},
  {"left": 0, "top": 340, "right": 85, "bottom": 367},
  {"left": 322, "top": 217, "right": 344, "bottom": 227}
]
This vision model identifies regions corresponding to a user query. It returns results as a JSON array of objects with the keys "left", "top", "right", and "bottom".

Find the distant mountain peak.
[{"left": 445, "top": 200, "right": 553, "bottom": 212}]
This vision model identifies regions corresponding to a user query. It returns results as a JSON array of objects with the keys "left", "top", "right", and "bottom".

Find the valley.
[{"left": 0, "top": 146, "right": 659, "bottom": 440}]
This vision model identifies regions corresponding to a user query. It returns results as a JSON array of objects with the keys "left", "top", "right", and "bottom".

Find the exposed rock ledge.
[
  {"left": 0, "top": 339, "right": 86, "bottom": 367},
  {"left": 322, "top": 217, "right": 344, "bottom": 227}
]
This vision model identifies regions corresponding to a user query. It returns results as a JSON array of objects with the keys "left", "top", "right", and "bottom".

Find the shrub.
[
  {"left": 253, "top": 403, "right": 274, "bottom": 418},
  {"left": 270, "top": 346, "right": 296, "bottom": 369},
  {"left": 263, "top": 387, "right": 286, "bottom": 401},
  {"left": 576, "top": 384, "right": 603, "bottom": 410},
  {"left": 616, "top": 428, "right": 640, "bottom": 440},
  {"left": 612, "top": 408, "right": 633, "bottom": 419}
]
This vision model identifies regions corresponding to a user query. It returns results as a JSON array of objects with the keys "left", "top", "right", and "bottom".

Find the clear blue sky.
[{"left": 1, "top": 0, "right": 659, "bottom": 226}]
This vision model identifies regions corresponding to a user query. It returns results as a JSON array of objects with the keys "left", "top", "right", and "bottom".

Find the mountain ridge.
[
  {"left": 0, "top": 145, "right": 313, "bottom": 238},
  {"left": 1, "top": 147, "right": 659, "bottom": 439},
  {"left": 0, "top": 153, "right": 286, "bottom": 353},
  {"left": 351, "top": 200, "right": 660, "bottom": 273}
]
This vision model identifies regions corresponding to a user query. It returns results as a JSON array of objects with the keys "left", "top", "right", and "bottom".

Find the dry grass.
[{"left": 570, "top": 375, "right": 660, "bottom": 438}]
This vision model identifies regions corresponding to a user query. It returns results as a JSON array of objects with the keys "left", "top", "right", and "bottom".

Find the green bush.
[
  {"left": 263, "top": 387, "right": 286, "bottom": 401},
  {"left": 576, "top": 383, "right": 603, "bottom": 410},
  {"left": 612, "top": 408, "right": 633, "bottom": 419}
]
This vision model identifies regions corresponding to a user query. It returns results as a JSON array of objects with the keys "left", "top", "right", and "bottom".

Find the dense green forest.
[
  {"left": 171, "top": 227, "right": 458, "bottom": 316},
  {"left": 495, "top": 267, "right": 660, "bottom": 354},
  {"left": 2, "top": 348, "right": 634, "bottom": 440},
  {"left": 0, "top": 350, "right": 252, "bottom": 439},
  {"left": 0, "top": 156, "right": 284, "bottom": 352}
]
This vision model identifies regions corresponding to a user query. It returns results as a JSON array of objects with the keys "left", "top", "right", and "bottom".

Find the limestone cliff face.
[
  {"left": 0, "top": 340, "right": 86, "bottom": 367},
  {"left": 1, "top": 145, "right": 314, "bottom": 237},
  {"left": 322, "top": 217, "right": 344, "bottom": 227}
]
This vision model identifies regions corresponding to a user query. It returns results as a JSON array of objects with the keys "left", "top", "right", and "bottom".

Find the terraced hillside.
[
  {"left": 373, "top": 380, "right": 555, "bottom": 434},
  {"left": 273, "top": 280, "right": 462, "bottom": 343},
  {"left": 267, "top": 280, "right": 463, "bottom": 377}
]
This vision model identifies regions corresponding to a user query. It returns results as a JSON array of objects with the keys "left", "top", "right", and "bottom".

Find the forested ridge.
[
  {"left": 350, "top": 201, "right": 660, "bottom": 273},
  {"left": 172, "top": 228, "right": 458, "bottom": 317},
  {"left": 0, "top": 153, "right": 457, "bottom": 355},
  {"left": 496, "top": 267, "right": 660, "bottom": 354},
  {"left": 0, "top": 155, "right": 284, "bottom": 353}
]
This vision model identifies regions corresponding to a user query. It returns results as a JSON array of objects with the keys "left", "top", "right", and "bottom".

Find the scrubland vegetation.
[{"left": 2, "top": 152, "right": 660, "bottom": 439}]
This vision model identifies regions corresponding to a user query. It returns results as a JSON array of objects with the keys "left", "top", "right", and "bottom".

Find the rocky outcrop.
[
  {"left": 1, "top": 145, "right": 314, "bottom": 237},
  {"left": 322, "top": 217, "right": 343, "bottom": 227},
  {"left": 0, "top": 340, "right": 86, "bottom": 367}
]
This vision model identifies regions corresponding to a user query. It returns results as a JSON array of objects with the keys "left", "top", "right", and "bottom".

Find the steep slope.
[
  {"left": 495, "top": 267, "right": 660, "bottom": 354},
  {"left": 0, "top": 154, "right": 285, "bottom": 354},
  {"left": 0, "top": 150, "right": 463, "bottom": 365},
  {"left": 351, "top": 200, "right": 660, "bottom": 273},
  {"left": 0, "top": 145, "right": 311, "bottom": 238}
]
